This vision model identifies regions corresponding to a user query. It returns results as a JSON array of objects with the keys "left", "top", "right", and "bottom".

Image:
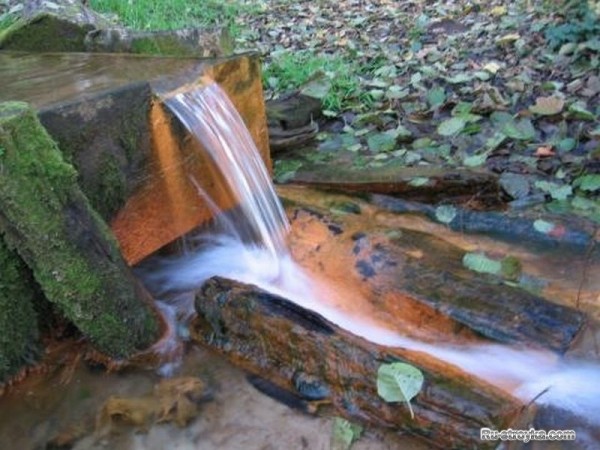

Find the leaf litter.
[{"left": 244, "top": 0, "right": 598, "bottom": 222}]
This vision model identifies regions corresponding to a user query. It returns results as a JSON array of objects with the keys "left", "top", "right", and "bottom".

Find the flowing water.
[
  {"left": 0, "top": 52, "right": 206, "bottom": 108},
  {"left": 163, "top": 82, "right": 290, "bottom": 261},
  {"left": 142, "top": 81, "right": 600, "bottom": 442}
]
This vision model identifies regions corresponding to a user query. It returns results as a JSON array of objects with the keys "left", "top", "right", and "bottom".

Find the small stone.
[{"left": 499, "top": 172, "right": 530, "bottom": 199}]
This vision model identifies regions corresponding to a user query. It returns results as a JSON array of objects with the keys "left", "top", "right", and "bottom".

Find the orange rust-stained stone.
[{"left": 111, "top": 55, "right": 270, "bottom": 265}]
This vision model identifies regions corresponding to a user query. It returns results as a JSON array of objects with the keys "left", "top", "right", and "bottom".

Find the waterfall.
[{"left": 163, "top": 82, "right": 290, "bottom": 261}]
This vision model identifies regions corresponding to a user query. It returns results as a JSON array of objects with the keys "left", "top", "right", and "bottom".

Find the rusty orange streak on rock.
[
  {"left": 111, "top": 101, "right": 236, "bottom": 266},
  {"left": 110, "top": 55, "right": 270, "bottom": 266}
]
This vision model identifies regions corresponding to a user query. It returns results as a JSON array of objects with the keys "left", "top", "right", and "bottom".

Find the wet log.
[
  {"left": 386, "top": 239, "right": 586, "bottom": 353},
  {"left": 191, "top": 277, "right": 528, "bottom": 449},
  {"left": 371, "top": 194, "right": 597, "bottom": 251},
  {"left": 38, "top": 82, "right": 154, "bottom": 221},
  {"left": 286, "top": 204, "right": 586, "bottom": 354},
  {"left": 0, "top": 102, "right": 160, "bottom": 358},
  {"left": 290, "top": 164, "right": 501, "bottom": 206}
]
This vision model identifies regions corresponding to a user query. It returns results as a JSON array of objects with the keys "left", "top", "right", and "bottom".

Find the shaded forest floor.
[{"left": 230, "top": 0, "right": 599, "bottom": 221}]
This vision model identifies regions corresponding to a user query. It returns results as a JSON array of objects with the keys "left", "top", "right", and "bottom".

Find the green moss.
[
  {"left": 39, "top": 83, "right": 152, "bottom": 221},
  {"left": 0, "top": 236, "right": 40, "bottom": 383},
  {"left": 0, "top": 14, "right": 90, "bottom": 51},
  {"left": 0, "top": 102, "right": 159, "bottom": 358},
  {"left": 88, "top": 152, "right": 127, "bottom": 220},
  {"left": 130, "top": 36, "right": 192, "bottom": 56}
]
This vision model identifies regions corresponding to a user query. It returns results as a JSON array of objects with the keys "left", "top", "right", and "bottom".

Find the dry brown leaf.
[
  {"left": 535, "top": 146, "right": 555, "bottom": 157},
  {"left": 529, "top": 96, "right": 565, "bottom": 116}
]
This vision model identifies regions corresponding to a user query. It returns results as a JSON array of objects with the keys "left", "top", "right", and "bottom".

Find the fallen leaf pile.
[{"left": 232, "top": 0, "right": 599, "bottom": 221}]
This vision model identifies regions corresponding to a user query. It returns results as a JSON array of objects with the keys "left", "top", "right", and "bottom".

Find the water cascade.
[
  {"left": 164, "top": 81, "right": 290, "bottom": 260},
  {"left": 139, "top": 81, "right": 600, "bottom": 445}
]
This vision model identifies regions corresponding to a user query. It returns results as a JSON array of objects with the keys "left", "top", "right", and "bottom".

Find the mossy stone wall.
[{"left": 0, "top": 101, "right": 159, "bottom": 358}]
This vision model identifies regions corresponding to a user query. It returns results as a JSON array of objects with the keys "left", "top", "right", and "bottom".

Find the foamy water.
[{"left": 147, "top": 81, "right": 600, "bottom": 435}]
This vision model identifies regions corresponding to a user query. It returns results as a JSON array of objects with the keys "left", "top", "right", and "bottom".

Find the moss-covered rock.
[
  {"left": 85, "top": 27, "right": 233, "bottom": 57},
  {"left": 39, "top": 82, "right": 154, "bottom": 221},
  {"left": 0, "top": 236, "right": 40, "bottom": 383},
  {"left": 0, "top": 0, "right": 111, "bottom": 52},
  {"left": 0, "top": 101, "right": 159, "bottom": 358}
]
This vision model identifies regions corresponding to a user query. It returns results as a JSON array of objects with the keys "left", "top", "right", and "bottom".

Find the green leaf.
[
  {"left": 535, "top": 180, "right": 573, "bottom": 200},
  {"left": 437, "top": 117, "right": 467, "bottom": 136},
  {"left": 412, "top": 137, "right": 434, "bottom": 149},
  {"left": 568, "top": 101, "right": 595, "bottom": 120},
  {"left": 451, "top": 102, "right": 473, "bottom": 116},
  {"left": 444, "top": 73, "right": 471, "bottom": 84},
  {"left": 386, "top": 85, "right": 409, "bottom": 99},
  {"left": 485, "top": 132, "right": 507, "bottom": 151},
  {"left": 367, "top": 132, "right": 396, "bottom": 153},
  {"left": 331, "top": 417, "right": 363, "bottom": 450},
  {"left": 499, "top": 172, "right": 530, "bottom": 199},
  {"left": 409, "top": 177, "right": 430, "bottom": 187},
  {"left": 502, "top": 118, "right": 535, "bottom": 141},
  {"left": 557, "top": 138, "right": 576, "bottom": 152},
  {"left": 501, "top": 256, "right": 522, "bottom": 281},
  {"left": 490, "top": 111, "right": 514, "bottom": 126},
  {"left": 273, "top": 159, "right": 303, "bottom": 184},
  {"left": 474, "top": 71, "right": 491, "bottom": 81},
  {"left": 388, "top": 124, "right": 413, "bottom": 140},
  {"left": 497, "top": 32, "right": 520, "bottom": 45},
  {"left": 573, "top": 174, "right": 600, "bottom": 192},
  {"left": 377, "top": 362, "right": 424, "bottom": 419},
  {"left": 571, "top": 196, "right": 600, "bottom": 223},
  {"left": 435, "top": 205, "right": 457, "bottom": 224},
  {"left": 301, "top": 77, "right": 331, "bottom": 99},
  {"left": 462, "top": 252, "right": 502, "bottom": 275},
  {"left": 369, "top": 89, "right": 385, "bottom": 101},
  {"left": 463, "top": 153, "right": 488, "bottom": 167},
  {"left": 533, "top": 219, "right": 555, "bottom": 234},
  {"left": 427, "top": 87, "right": 446, "bottom": 108}
]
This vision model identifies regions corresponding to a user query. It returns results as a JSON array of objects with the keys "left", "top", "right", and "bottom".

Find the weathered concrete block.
[
  {"left": 0, "top": 101, "right": 160, "bottom": 358},
  {"left": 111, "top": 54, "right": 271, "bottom": 265},
  {"left": 38, "top": 82, "right": 154, "bottom": 221}
]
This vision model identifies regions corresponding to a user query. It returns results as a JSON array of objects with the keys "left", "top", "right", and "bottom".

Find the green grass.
[
  {"left": 89, "top": 0, "right": 261, "bottom": 36},
  {"left": 264, "top": 51, "right": 367, "bottom": 112},
  {"left": 89, "top": 0, "right": 366, "bottom": 112}
]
